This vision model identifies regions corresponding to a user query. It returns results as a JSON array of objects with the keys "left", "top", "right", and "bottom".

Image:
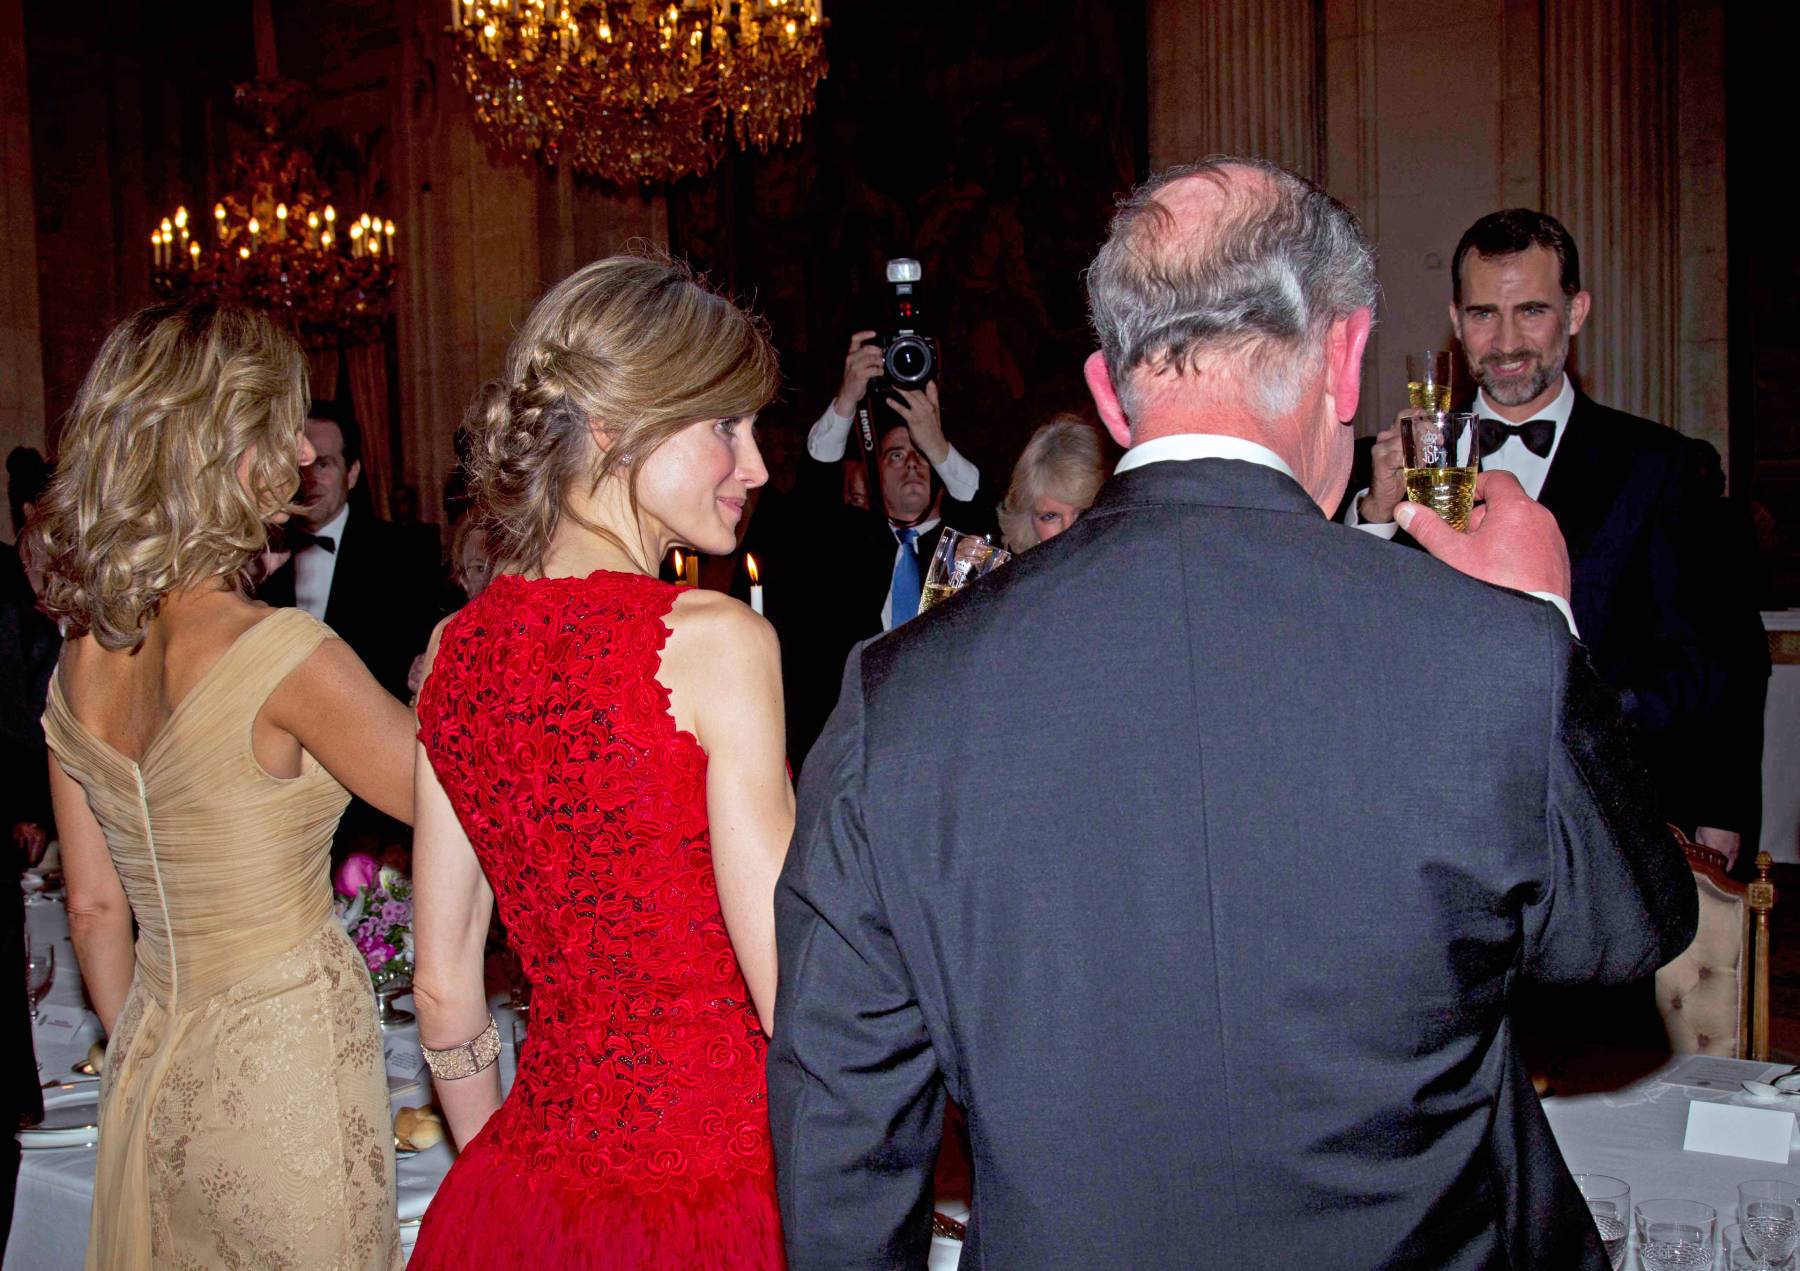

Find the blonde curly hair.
[
  {"left": 464, "top": 252, "right": 779, "bottom": 574},
  {"left": 34, "top": 302, "right": 309, "bottom": 650}
]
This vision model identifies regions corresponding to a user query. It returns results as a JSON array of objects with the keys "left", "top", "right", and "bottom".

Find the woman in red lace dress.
[{"left": 408, "top": 255, "right": 794, "bottom": 1268}]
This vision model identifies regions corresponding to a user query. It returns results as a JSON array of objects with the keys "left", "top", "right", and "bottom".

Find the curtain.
[{"left": 345, "top": 341, "right": 393, "bottom": 520}]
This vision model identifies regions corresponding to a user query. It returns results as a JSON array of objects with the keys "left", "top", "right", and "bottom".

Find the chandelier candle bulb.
[{"left": 746, "top": 555, "right": 763, "bottom": 615}]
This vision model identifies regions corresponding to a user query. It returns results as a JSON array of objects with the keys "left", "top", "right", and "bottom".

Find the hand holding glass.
[
  {"left": 1400, "top": 409, "right": 1479, "bottom": 532},
  {"left": 919, "top": 527, "right": 1010, "bottom": 613}
]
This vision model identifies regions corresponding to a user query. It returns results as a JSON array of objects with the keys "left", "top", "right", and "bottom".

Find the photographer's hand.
[
  {"left": 891, "top": 382, "right": 950, "bottom": 466},
  {"left": 832, "top": 331, "right": 886, "bottom": 418}
]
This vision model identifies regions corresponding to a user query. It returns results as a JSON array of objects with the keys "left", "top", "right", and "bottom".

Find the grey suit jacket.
[{"left": 769, "top": 456, "right": 1697, "bottom": 1269}]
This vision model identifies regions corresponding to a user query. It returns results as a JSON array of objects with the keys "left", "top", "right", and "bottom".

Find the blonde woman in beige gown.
[{"left": 33, "top": 303, "right": 416, "bottom": 1269}]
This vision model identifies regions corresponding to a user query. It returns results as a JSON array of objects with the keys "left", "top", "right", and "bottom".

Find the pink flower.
[{"left": 334, "top": 853, "right": 379, "bottom": 897}]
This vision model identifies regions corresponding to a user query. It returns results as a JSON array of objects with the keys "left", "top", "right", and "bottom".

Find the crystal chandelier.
[
  {"left": 151, "top": 81, "right": 397, "bottom": 349},
  {"left": 448, "top": 0, "right": 828, "bottom": 185}
]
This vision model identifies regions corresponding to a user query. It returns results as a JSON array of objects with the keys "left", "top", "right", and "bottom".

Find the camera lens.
[{"left": 884, "top": 335, "right": 933, "bottom": 386}]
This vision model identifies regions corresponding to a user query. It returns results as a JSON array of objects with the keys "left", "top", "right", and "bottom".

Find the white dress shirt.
[
  {"left": 1118, "top": 430, "right": 1578, "bottom": 634},
  {"left": 879, "top": 515, "right": 940, "bottom": 632},
  {"left": 293, "top": 502, "right": 350, "bottom": 621},
  {"left": 1345, "top": 374, "right": 1576, "bottom": 538},
  {"left": 808, "top": 403, "right": 981, "bottom": 504}
]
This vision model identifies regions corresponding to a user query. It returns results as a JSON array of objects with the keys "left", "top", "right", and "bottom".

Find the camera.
[{"left": 879, "top": 258, "right": 937, "bottom": 389}]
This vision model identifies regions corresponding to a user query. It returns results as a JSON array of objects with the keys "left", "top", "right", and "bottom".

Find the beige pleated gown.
[{"left": 42, "top": 608, "right": 400, "bottom": 1270}]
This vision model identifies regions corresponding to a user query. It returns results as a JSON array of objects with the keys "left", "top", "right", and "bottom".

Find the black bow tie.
[
  {"left": 289, "top": 529, "right": 336, "bottom": 554},
  {"left": 1477, "top": 417, "right": 1557, "bottom": 459}
]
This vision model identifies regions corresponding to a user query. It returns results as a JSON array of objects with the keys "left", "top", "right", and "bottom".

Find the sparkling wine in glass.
[
  {"left": 1399, "top": 409, "right": 1479, "bottom": 532},
  {"left": 918, "top": 528, "right": 1010, "bottom": 613},
  {"left": 1573, "top": 1174, "right": 1629, "bottom": 1270},
  {"left": 1406, "top": 350, "right": 1452, "bottom": 413},
  {"left": 1635, "top": 1199, "right": 1716, "bottom": 1271},
  {"left": 1738, "top": 1181, "right": 1798, "bottom": 1269}
]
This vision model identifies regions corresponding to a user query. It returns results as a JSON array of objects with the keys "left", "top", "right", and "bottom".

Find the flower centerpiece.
[{"left": 333, "top": 852, "right": 415, "bottom": 1023}]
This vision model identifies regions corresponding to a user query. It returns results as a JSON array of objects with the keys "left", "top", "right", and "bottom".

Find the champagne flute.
[
  {"left": 1739, "top": 1181, "right": 1799, "bottom": 1269},
  {"left": 1406, "top": 350, "right": 1452, "bottom": 413},
  {"left": 1572, "top": 1174, "right": 1629, "bottom": 1270},
  {"left": 1635, "top": 1199, "right": 1715, "bottom": 1270}
]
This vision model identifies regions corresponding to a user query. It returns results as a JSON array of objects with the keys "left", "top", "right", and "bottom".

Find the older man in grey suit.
[{"left": 768, "top": 158, "right": 1696, "bottom": 1269}]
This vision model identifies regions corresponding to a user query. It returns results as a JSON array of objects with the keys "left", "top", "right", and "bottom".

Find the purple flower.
[
  {"left": 380, "top": 900, "right": 409, "bottom": 926},
  {"left": 334, "top": 853, "right": 378, "bottom": 898}
]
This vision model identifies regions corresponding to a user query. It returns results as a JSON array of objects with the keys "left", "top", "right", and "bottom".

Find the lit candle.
[
  {"left": 746, "top": 554, "right": 763, "bottom": 615},
  {"left": 188, "top": 240, "right": 200, "bottom": 269},
  {"left": 672, "top": 548, "right": 686, "bottom": 584},
  {"left": 150, "top": 230, "right": 161, "bottom": 270}
]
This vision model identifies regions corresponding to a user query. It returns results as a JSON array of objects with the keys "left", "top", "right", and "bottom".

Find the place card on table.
[
  {"left": 385, "top": 1035, "right": 425, "bottom": 1094},
  {"left": 1683, "top": 1099, "right": 1795, "bottom": 1165}
]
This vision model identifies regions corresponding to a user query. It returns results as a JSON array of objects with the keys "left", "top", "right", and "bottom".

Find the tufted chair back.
[{"left": 1654, "top": 832, "right": 1776, "bottom": 1061}]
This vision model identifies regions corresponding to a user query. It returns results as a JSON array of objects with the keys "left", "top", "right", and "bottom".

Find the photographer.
[{"left": 807, "top": 330, "right": 982, "bottom": 503}]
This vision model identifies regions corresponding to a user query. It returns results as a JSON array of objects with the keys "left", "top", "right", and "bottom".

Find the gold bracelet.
[{"left": 420, "top": 1017, "right": 501, "bottom": 1081}]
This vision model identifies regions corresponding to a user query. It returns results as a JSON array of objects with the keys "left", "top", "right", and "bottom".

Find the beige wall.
[{"left": 0, "top": 0, "right": 45, "bottom": 473}]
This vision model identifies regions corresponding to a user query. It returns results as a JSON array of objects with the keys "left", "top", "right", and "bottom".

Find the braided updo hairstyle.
[{"left": 465, "top": 252, "right": 779, "bottom": 575}]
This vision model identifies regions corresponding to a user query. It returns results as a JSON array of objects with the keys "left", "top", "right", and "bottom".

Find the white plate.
[{"left": 21, "top": 1083, "right": 100, "bottom": 1150}]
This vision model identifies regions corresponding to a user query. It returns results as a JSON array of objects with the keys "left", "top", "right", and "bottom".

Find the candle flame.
[
  {"left": 672, "top": 548, "right": 684, "bottom": 575},
  {"left": 745, "top": 554, "right": 760, "bottom": 584}
]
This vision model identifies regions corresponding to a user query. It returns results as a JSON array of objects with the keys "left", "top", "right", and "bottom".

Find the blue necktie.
[{"left": 890, "top": 528, "right": 922, "bottom": 625}]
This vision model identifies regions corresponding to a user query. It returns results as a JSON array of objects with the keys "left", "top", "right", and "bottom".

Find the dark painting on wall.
[{"left": 666, "top": 0, "right": 1147, "bottom": 495}]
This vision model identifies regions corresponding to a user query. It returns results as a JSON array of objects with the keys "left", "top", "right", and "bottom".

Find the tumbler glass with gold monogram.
[
  {"left": 919, "top": 528, "right": 1010, "bottom": 612},
  {"left": 1399, "top": 409, "right": 1480, "bottom": 532}
]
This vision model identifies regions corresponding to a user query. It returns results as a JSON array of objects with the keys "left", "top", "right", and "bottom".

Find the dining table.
[{"left": 10, "top": 881, "right": 1799, "bottom": 1268}]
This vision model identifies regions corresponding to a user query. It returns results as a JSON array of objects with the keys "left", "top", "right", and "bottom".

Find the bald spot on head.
[{"left": 1114, "top": 165, "right": 1292, "bottom": 427}]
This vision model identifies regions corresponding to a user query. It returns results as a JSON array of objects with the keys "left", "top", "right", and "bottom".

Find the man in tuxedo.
[
  {"left": 769, "top": 158, "right": 1695, "bottom": 1268},
  {"left": 775, "top": 401, "right": 993, "bottom": 772},
  {"left": 259, "top": 402, "right": 439, "bottom": 702},
  {"left": 1343, "top": 210, "right": 1770, "bottom": 863}
]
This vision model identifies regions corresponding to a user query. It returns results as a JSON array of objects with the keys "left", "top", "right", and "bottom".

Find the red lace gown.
[{"left": 409, "top": 570, "right": 783, "bottom": 1269}]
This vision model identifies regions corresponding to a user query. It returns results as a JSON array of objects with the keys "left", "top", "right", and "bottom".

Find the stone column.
[
  {"left": 0, "top": 0, "right": 46, "bottom": 465},
  {"left": 1149, "top": 0, "right": 1322, "bottom": 179}
]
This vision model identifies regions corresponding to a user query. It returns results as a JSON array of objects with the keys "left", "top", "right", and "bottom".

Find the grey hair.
[
  {"left": 1085, "top": 156, "right": 1378, "bottom": 422},
  {"left": 997, "top": 414, "right": 1107, "bottom": 552}
]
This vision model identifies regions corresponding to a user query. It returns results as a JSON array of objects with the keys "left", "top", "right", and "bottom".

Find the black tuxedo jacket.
[
  {"left": 259, "top": 503, "right": 440, "bottom": 702},
  {"left": 771, "top": 457, "right": 1696, "bottom": 1269},
  {"left": 1340, "top": 393, "right": 1769, "bottom": 835}
]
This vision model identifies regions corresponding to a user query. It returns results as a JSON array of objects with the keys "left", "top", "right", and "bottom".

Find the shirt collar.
[
  {"left": 1474, "top": 373, "right": 1575, "bottom": 431},
  {"left": 890, "top": 515, "right": 941, "bottom": 541},
  {"left": 1114, "top": 433, "right": 1297, "bottom": 481}
]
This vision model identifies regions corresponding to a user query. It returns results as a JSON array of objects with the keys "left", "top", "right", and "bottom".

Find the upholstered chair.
[{"left": 1654, "top": 832, "right": 1776, "bottom": 1061}]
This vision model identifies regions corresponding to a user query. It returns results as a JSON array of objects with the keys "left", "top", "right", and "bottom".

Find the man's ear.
[
  {"left": 346, "top": 459, "right": 362, "bottom": 491},
  {"left": 1084, "top": 352, "right": 1132, "bottom": 449},
  {"left": 1566, "top": 290, "right": 1591, "bottom": 339},
  {"left": 1325, "top": 307, "right": 1373, "bottom": 424}
]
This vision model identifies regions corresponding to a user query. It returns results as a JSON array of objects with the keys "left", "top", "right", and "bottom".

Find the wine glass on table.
[
  {"left": 25, "top": 938, "right": 54, "bottom": 1024},
  {"left": 1635, "top": 1199, "right": 1715, "bottom": 1270},
  {"left": 1572, "top": 1174, "right": 1629, "bottom": 1269},
  {"left": 1738, "top": 1180, "right": 1798, "bottom": 1270}
]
